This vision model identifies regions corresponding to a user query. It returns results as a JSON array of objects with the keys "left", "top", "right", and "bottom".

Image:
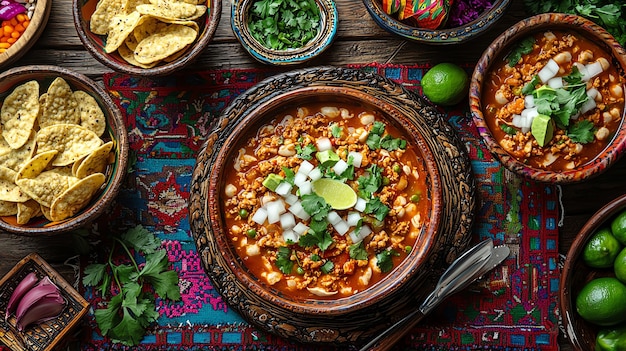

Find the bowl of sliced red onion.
[
  {"left": 0, "top": 0, "right": 51, "bottom": 69},
  {"left": 362, "top": 0, "right": 511, "bottom": 44}
]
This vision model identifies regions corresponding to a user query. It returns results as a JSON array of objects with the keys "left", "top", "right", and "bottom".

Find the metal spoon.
[{"left": 359, "top": 238, "right": 510, "bottom": 351}]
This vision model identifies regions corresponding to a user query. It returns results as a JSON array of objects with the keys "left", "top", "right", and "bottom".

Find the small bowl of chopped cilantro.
[
  {"left": 470, "top": 13, "right": 626, "bottom": 183},
  {"left": 231, "top": 0, "right": 338, "bottom": 65},
  {"left": 362, "top": 0, "right": 511, "bottom": 44}
]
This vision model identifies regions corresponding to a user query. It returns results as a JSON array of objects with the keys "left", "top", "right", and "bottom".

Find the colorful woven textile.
[{"left": 77, "top": 64, "right": 560, "bottom": 350}]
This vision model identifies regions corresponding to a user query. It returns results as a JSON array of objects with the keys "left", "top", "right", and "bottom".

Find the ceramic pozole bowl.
[
  {"left": 189, "top": 66, "right": 476, "bottom": 346},
  {"left": 470, "top": 13, "right": 626, "bottom": 184}
]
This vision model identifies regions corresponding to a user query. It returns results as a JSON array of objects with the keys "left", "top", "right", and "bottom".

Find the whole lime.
[
  {"left": 611, "top": 209, "right": 626, "bottom": 245},
  {"left": 421, "top": 63, "right": 469, "bottom": 106},
  {"left": 576, "top": 277, "right": 626, "bottom": 326},
  {"left": 582, "top": 227, "right": 622, "bottom": 268},
  {"left": 614, "top": 247, "right": 626, "bottom": 284}
]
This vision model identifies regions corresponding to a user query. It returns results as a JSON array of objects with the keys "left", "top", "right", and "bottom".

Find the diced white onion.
[
  {"left": 298, "top": 180, "right": 312, "bottom": 195},
  {"left": 547, "top": 77, "right": 563, "bottom": 89},
  {"left": 512, "top": 114, "right": 522, "bottom": 128},
  {"left": 283, "top": 230, "right": 299, "bottom": 244},
  {"left": 298, "top": 160, "right": 314, "bottom": 176},
  {"left": 583, "top": 61, "right": 603, "bottom": 81},
  {"left": 349, "top": 225, "right": 372, "bottom": 244},
  {"left": 252, "top": 208, "right": 268, "bottom": 224},
  {"left": 355, "top": 198, "right": 367, "bottom": 212},
  {"left": 293, "top": 222, "right": 309, "bottom": 236},
  {"left": 333, "top": 159, "right": 349, "bottom": 175},
  {"left": 524, "top": 95, "right": 535, "bottom": 108},
  {"left": 275, "top": 182, "right": 293, "bottom": 196},
  {"left": 284, "top": 193, "right": 299, "bottom": 205},
  {"left": 266, "top": 200, "right": 286, "bottom": 224},
  {"left": 294, "top": 172, "right": 308, "bottom": 187},
  {"left": 308, "top": 168, "right": 323, "bottom": 181},
  {"left": 574, "top": 62, "right": 588, "bottom": 80},
  {"left": 348, "top": 151, "right": 363, "bottom": 168},
  {"left": 538, "top": 59, "right": 559, "bottom": 83},
  {"left": 316, "top": 137, "right": 332, "bottom": 151},
  {"left": 333, "top": 220, "right": 349, "bottom": 236},
  {"left": 580, "top": 97, "right": 597, "bottom": 115},
  {"left": 521, "top": 107, "right": 538, "bottom": 120},
  {"left": 346, "top": 212, "right": 362, "bottom": 226},
  {"left": 288, "top": 201, "right": 310, "bottom": 220},
  {"left": 587, "top": 87, "right": 599, "bottom": 100},
  {"left": 280, "top": 212, "right": 296, "bottom": 229},
  {"left": 327, "top": 211, "right": 342, "bottom": 225}
]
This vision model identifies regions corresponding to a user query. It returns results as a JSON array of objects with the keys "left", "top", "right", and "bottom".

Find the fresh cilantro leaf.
[
  {"left": 121, "top": 225, "right": 161, "bottom": 254},
  {"left": 376, "top": 249, "right": 400, "bottom": 273},
  {"left": 521, "top": 75, "right": 540, "bottom": 95},
  {"left": 364, "top": 198, "right": 390, "bottom": 221},
  {"left": 301, "top": 193, "right": 331, "bottom": 221},
  {"left": 506, "top": 37, "right": 535, "bottom": 67},
  {"left": 379, "top": 135, "right": 407, "bottom": 151},
  {"left": 136, "top": 251, "right": 181, "bottom": 301},
  {"left": 320, "top": 261, "right": 334, "bottom": 274},
  {"left": 83, "top": 263, "right": 107, "bottom": 287},
  {"left": 500, "top": 124, "right": 518, "bottom": 135},
  {"left": 282, "top": 166, "right": 296, "bottom": 184},
  {"left": 298, "top": 223, "right": 333, "bottom": 251},
  {"left": 365, "top": 121, "right": 406, "bottom": 151},
  {"left": 330, "top": 123, "right": 343, "bottom": 138},
  {"left": 568, "top": 120, "right": 596, "bottom": 143},
  {"left": 349, "top": 242, "right": 368, "bottom": 260},
  {"left": 296, "top": 143, "right": 316, "bottom": 160},
  {"left": 310, "top": 254, "right": 320, "bottom": 261},
  {"left": 276, "top": 246, "right": 294, "bottom": 274},
  {"left": 94, "top": 293, "right": 123, "bottom": 336},
  {"left": 357, "top": 165, "right": 383, "bottom": 198}
]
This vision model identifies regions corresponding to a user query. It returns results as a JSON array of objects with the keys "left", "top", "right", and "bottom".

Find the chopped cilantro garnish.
[
  {"left": 357, "top": 165, "right": 383, "bottom": 198},
  {"left": 376, "top": 249, "right": 400, "bottom": 273},
  {"left": 281, "top": 166, "right": 296, "bottom": 185},
  {"left": 364, "top": 198, "right": 390, "bottom": 221},
  {"left": 506, "top": 37, "right": 535, "bottom": 67},
  {"left": 349, "top": 242, "right": 368, "bottom": 260},
  {"left": 366, "top": 121, "right": 406, "bottom": 151},
  {"left": 330, "top": 123, "right": 343, "bottom": 138},
  {"left": 301, "top": 193, "right": 331, "bottom": 221},
  {"left": 310, "top": 254, "right": 320, "bottom": 261},
  {"left": 296, "top": 143, "right": 316, "bottom": 160},
  {"left": 298, "top": 226, "right": 333, "bottom": 251},
  {"left": 568, "top": 120, "right": 596, "bottom": 144},
  {"left": 320, "top": 261, "right": 334, "bottom": 274},
  {"left": 276, "top": 246, "right": 294, "bottom": 274},
  {"left": 500, "top": 124, "right": 518, "bottom": 135}
]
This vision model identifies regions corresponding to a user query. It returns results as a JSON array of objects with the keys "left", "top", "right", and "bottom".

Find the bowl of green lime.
[
  {"left": 231, "top": 0, "right": 338, "bottom": 65},
  {"left": 561, "top": 193, "right": 626, "bottom": 351}
]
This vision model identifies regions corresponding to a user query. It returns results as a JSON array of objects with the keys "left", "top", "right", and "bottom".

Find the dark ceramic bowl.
[
  {"left": 0, "top": 253, "right": 89, "bottom": 351},
  {"left": 0, "top": 0, "right": 52, "bottom": 69},
  {"left": 72, "top": 0, "right": 221, "bottom": 76},
  {"left": 362, "top": 0, "right": 510, "bottom": 44},
  {"left": 561, "top": 194, "right": 626, "bottom": 351},
  {"left": 189, "top": 66, "right": 476, "bottom": 345},
  {"left": 0, "top": 65, "right": 128, "bottom": 235},
  {"left": 231, "top": 0, "right": 338, "bottom": 65},
  {"left": 470, "top": 13, "right": 626, "bottom": 184}
]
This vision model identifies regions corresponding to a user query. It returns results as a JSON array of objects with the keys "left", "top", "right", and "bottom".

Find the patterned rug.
[{"left": 74, "top": 64, "right": 560, "bottom": 350}]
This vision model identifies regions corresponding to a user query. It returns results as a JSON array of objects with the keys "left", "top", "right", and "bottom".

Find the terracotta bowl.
[
  {"left": 362, "top": 0, "right": 510, "bottom": 45},
  {"left": 561, "top": 194, "right": 626, "bottom": 351},
  {"left": 0, "top": 65, "right": 128, "bottom": 235},
  {"left": 72, "top": 0, "right": 221, "bottom": 76},
  {"left": 0, "top": 0, "right": 52, "bottom": 69},
  {"left": 470, "top": 13, "right": 626, "bottom": 184},
  {"left": 230, "top": 0, "right": 338, "bottom": 65},
  {"left": 188, "top": 66, "right": 476, "bottom": 345}
]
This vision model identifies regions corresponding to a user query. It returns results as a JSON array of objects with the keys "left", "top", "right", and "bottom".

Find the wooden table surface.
[{"left": 3, "top": 0, "right": 626, "bottom": 349}]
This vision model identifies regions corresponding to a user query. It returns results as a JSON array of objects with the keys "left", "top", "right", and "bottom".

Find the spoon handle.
[{"left": 358, "top": 308, "right": 426, "bottom": 351}]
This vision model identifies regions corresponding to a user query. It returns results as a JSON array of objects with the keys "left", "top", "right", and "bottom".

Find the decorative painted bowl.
[
  {"left": 230, "top": 0, "right": 338, "bottom": 65},
  {"left": 470, "top": 13, "right": 626, "bottom": 184},
  {"left": 0, "top": 0, "right": 52, "bottom": 69},
  {"left": 188, "top": 66, "right": 476, "bottom": 345},
  {"left": 0, "top": 253, "right": 90, "bottom": 351},
  {"left": 561, "top": 194, "right": 626, "bottom": 351},
  {"left": 362, "top": 0, "right": 510, "bottom": 45},
  {"left": 72, "top": 0, "right": 221, "bottom": 76},
  {"left": 0, "top": 65, "right": 128, "bottom": 235}
]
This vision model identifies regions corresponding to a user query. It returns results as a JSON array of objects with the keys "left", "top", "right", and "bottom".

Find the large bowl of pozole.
[
  {"left": 189, "top": 66, "right": 476, "bottom": 345},
  {"left": 470, "top": 13, "right": 626, "bottom": 184}
]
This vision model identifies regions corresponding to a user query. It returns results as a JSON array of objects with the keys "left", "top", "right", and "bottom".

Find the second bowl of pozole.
[{"left": 470, "top": 13, "right": 626, "bottom": 184}]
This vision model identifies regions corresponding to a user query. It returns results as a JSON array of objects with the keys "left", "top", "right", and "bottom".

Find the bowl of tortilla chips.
[
  {"left": 72, "top": 0, "right": 221, "bottom": 76},
  {"left": 0, "top": 65, "right": 128, "bottom": 235}
]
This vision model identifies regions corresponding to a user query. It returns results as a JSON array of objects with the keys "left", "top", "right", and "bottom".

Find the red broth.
[
  {"left": 221, "top": 102, "right": 430, "bottom": 300},
  {"left": 482, "top": 30, "right": 625, "bottom": 171}
]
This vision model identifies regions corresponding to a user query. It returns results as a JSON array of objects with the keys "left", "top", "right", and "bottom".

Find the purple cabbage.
[
  {"left": 447, "top": 0, "right": 494, "bottom": 27},
  {"left": 0, "top": 1, "right": 26, "bottom": 21}
]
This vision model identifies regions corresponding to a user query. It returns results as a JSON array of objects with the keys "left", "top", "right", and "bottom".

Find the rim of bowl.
[
  {"left": 362, "top": 0, "right": 511, "bottom": 44},
  {"left": 230, "top": 0, "right": 338, "bottom": 65},
  {"left": 206, "top": 85, "right": 443, "bottom": 314},
  {"left": 0, "top": 0, "right": 52, "bottom": 69},
  {"left": 560, "top": 193, "right": 626, "bottom": 350},
  {"left": 72, "top": 0, "right": 221, "bottom": 76},
  {"left": 470, "top": 13, "right": 626, "bottom": 184},
  {"left": 0, "top": 65, "right": 129, "bottom": 235}
]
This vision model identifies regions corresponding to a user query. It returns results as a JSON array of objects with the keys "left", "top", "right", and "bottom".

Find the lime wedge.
[
  {"left": 311, "top": 178, "right": 357, "bottom": 210},
  {"left": 531, "top": 113, "right": 554, "bottom": 147}
]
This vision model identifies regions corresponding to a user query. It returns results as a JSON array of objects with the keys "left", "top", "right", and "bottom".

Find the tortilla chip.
[
  {"left": 0, "top": 166, "right": 29, "bottom": 202},
  {"left": 17, "top": 199, "right": 41, "bottom": 225},
  {"left": 1, "top": 80, "right": 40, "bottom": 149},
  {"left": 16, "top": 170, "right": 73, "bottom": 208},
  {"left": 0, "top": 200, "right": 18, "bottom": 216},
  {"left": 75, "top": 141, "right": 114, "bottom": 178},
  {"left": 36, "top": 124, "right": 104, "bottom": 167},
  {"left": 74, "top": 90, "right": 106, "bottom": 137},
  {"left": 134, "top": 24, "right": 197, "bottom": 64},
  {"left": 0, "top": 132, "right": 37, "bottom": 172},
  {"left": 50, "top": 173, "right": 106, "bottom": 221},
  {"left": 16, "top": 150, "right": 58, "bottom": 180},
  {"left": 104, "top": 11, "right": 143, "bottom": 53},
  {"left": 40, "top": 77, "right": 80, "bottom": 128}
]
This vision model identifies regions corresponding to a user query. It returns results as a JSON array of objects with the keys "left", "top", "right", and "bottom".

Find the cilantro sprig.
[{"left": 83, "top": 225, "right": 181, "bottom": 346}]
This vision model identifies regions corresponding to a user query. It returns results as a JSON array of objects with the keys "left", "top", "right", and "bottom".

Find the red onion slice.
[{"left": 0, "top": 2, "right": 26, "bottom": 21}]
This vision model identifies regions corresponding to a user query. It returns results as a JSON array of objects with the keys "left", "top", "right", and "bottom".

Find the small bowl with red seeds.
[{"left": 0, "top": 0, "right": 51, "bottom": 69}]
